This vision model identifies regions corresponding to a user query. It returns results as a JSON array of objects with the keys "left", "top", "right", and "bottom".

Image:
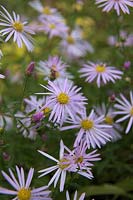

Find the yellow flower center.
[
  {"left": 17, "top": 188, "right": 31, "bottom": 200},
  {"left": 81, "top": 119, "right": 94, "bottom": 130},
  {"left": 130, "top": 107, "right": 133, "bottom": 116},
  {"left": 67, "top": 36, "right": 75, "bottom": 44},
  {"left": 96, "top": 65, "right": 106, "bottom": 73},
  {"left": 43, "top": 7, "right": 51, "bottom": 15},
  {"left": 42, "top": 107, "right": 51, "bottom": 115},
  {"left": 75, "top": 156, "right": 83, "bottom": 164},
  {"left": 58, "top": 158, "right": 70, "bottom": 170},
  {"left": 105, "top": 116, "right": 113, "bottom": 125},
  {"left": 57, "top": 93, "right": 69, "bottom": 104},
  {"left": 49, "top": 23, "right": 56, "bottom": 29},
  {"left": 13, "top": 22, "right": 24, "bottom": 32}
]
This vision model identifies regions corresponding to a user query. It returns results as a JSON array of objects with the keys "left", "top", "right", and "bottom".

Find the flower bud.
[
  {"left": 25, "top": 62, "right": 35, "bottom": 76},
  {"left": 123, "top": 61, "right": 131, "bottom": 70},
  {"left": 32, "top": 112, "right": 43, "bottom": 123}
]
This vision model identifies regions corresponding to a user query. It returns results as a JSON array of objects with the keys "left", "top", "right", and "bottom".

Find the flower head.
[
  {"left": 37, "top": 56, "right": 72, "bottom": 80},
  {"left": 79, "top": 61, "right": 123, "bottom": 88},
  {"left": 60, "top": 28, "right": 93, "bottom": 59},
  {"left": 96, "top": 0, "right": 133, "bottom": 15},
  {"left": 0, "top": 6, "right": 35, "bottom": 51},
  {"left": 29, "top": 0, "right": 60, "bottom": 20},
  {"left": 38, "top": 140, "right": 77, "bottom": 192},
  {"left": 114, "top": 91, "right": 133, "bottom": 133},
  {"left": 61, "top": 109, "right": 112, "bottom": 148},
  {"left": 37, "top": 79, "right": 87, "bottom": 125},
  {"left": 0, "top": 166, "right": 52, "bottom": 200},
  {"left": 39, "top": 16, "right": 68, "bottom": 38}
]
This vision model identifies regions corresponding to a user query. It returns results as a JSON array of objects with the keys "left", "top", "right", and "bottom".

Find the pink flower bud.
[
  {"left": 32, "top": 112, "right": 43, "bottom": 123},
  {"left": 123, "top": 61, "right": 131, "bottom": 70},
  {"left": 26, "top": 62, "right": 35, "bottom": 75}
]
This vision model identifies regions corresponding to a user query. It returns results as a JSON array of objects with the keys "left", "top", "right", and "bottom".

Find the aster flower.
[
  {"left": 36, "top": 79, "right": 87, "bottom": 125},
  {"left": 95, "top": 0, "right": 133, "bottom": 15},
  {"left": 95, "top": 103, "right": 122, "bottom": 141},
  {"left": 0, "top": 6, "right": 35, "bottom": 51},
  {"left": 61, "top": 109, "right": 112, "bottom": 148},
  {"left": 107, "top": 31, "right": 133, "bottom": 47},
  {"left": 37, "top": 56, "right": 72, "bottom": 80},
  {"left": 79, "top": 61, "right": 123, "bottom": 88},
  {"left": 38, "top": 140, "right": 77, "bottom": 192},
  {"left": 39, "top": 16, "right": 68, "bottom": 38},
  {"left": 114, "top": 91, "right": 133, "bottom": 133},
  {"left": 0, "top": 73, "right": 5, "bottom": 79},
  {"left": 68, "top": 141, "right": 101, "bottom": 178},
  {"left": 29, "top": 0, "right": 59, "bottom": 19},
  {"left": 66, "top": 191, "right": 85, "bottom": 200},
  {"left": 59, "top": 28, "right": 93, "bottom": 59},
  {"left": 0, "top": 166, "right": 52, "bottom": 200}
]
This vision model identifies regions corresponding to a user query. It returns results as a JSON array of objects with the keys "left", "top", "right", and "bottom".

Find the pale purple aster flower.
[
  {"left": 95, "top": 103, "right": 122, "bottom": 141},
  {"left": 95, "top": 0, "right": 133, "bottom": 15},
  {"left": 39, "top": 16, "right": 68, "bottom": 38},
  {"left": 60, "top": 28, "right": 93, "bottom": 59},
  {"left": 79, "top": 61, "right": 123, "bottom": 88},
  {"left": 114, "top": 91, "right": 133, "bottom": 133},
  {"left": 37, "top": 56, "right": 72, "bottom": 80},
  {"left": 108, "top": 31, "right": 133, "bottom": 47},
  {"left": 0, "top": 73, "right": 5, "bottom": 79},
  {"left": 38, "top": 140, "right": 77, "bottom": 192},
  {"left": 0, "top": 6, "right": 35, "bottom": 51},
  {"left": 36, "top": 79, "right": 87, "bottom": 125},
  {"left": 0, "top": 166, "right": 52, "bottom": 200},
  {"left": 66, "top": 191, "right": 85, "bottom": 200},
  {"left": 29, "top": 0, "right": 60, "bottom": 20},
  {"left": 68, "top": 141, "right": 101, "bottom": 179},
  {"left": 61, "top": 109, "right": 112, "bottom": 148}
]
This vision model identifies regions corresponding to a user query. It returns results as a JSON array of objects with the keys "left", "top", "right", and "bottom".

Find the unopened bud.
[
  {"left": 32, "top": 112, "right": 43, "bottom": 123},
  {"left": 26, "top": 62, "right": 35, "bottom": 76},
  {"left": 108, "top": 93, "right": 116, "bottom": 102},
  {"left": 2, "top": 152, "right": 11, "bottom": 161},
  {"left": 123, "top": 61, "right": 131, "bottom": 70}
]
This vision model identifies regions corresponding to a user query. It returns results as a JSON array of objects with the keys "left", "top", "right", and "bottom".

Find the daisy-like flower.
[
  {"left": 0, "top": 166, "right": 52, "bottom": 200},
  {"left": 66, "top": 191, "right": 85, "bottom": 200},
  {"left": 0, "top": 73, "right": 5, "bottom": 79},
  {"left": 79, "top": 61, "right": 123, "bottom": 88},
  {"left": 38, "top": 140, "right": 77, "bottom": 192},
  {"left": 39, "top": 16, "right": 68, "bottom": 38},
  {"left": 0, "top": 6, "right": 35, "bottom": 51},
  {"left": 37, "top": 79, "right": 87, "bottom": 125},
  {"left": 29, "top": 0, "right": 59, "bottom": 19},
  {"left": 114, "top": 91, "right": 133, "bottom": 133},
  {"left": 61, "top": 109, "right": 112, "bottom": 148},
  {"left": 60, "top": 28, "right": 93, "bottom": 59},
  {"left": 95, "top": 103, "right": 122, "bottom": 141},
  {"left": 37, "top": 56, "right": 72, "bottom": 80},
  {"left": 108, "top": 31, "right": 133, "bottom": 47},
  {"left": 67, "top": 141, "right": 101, "bottom": 178},
  {"left": 95, "top": 0, "right": 133, "bottom": 15}
]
